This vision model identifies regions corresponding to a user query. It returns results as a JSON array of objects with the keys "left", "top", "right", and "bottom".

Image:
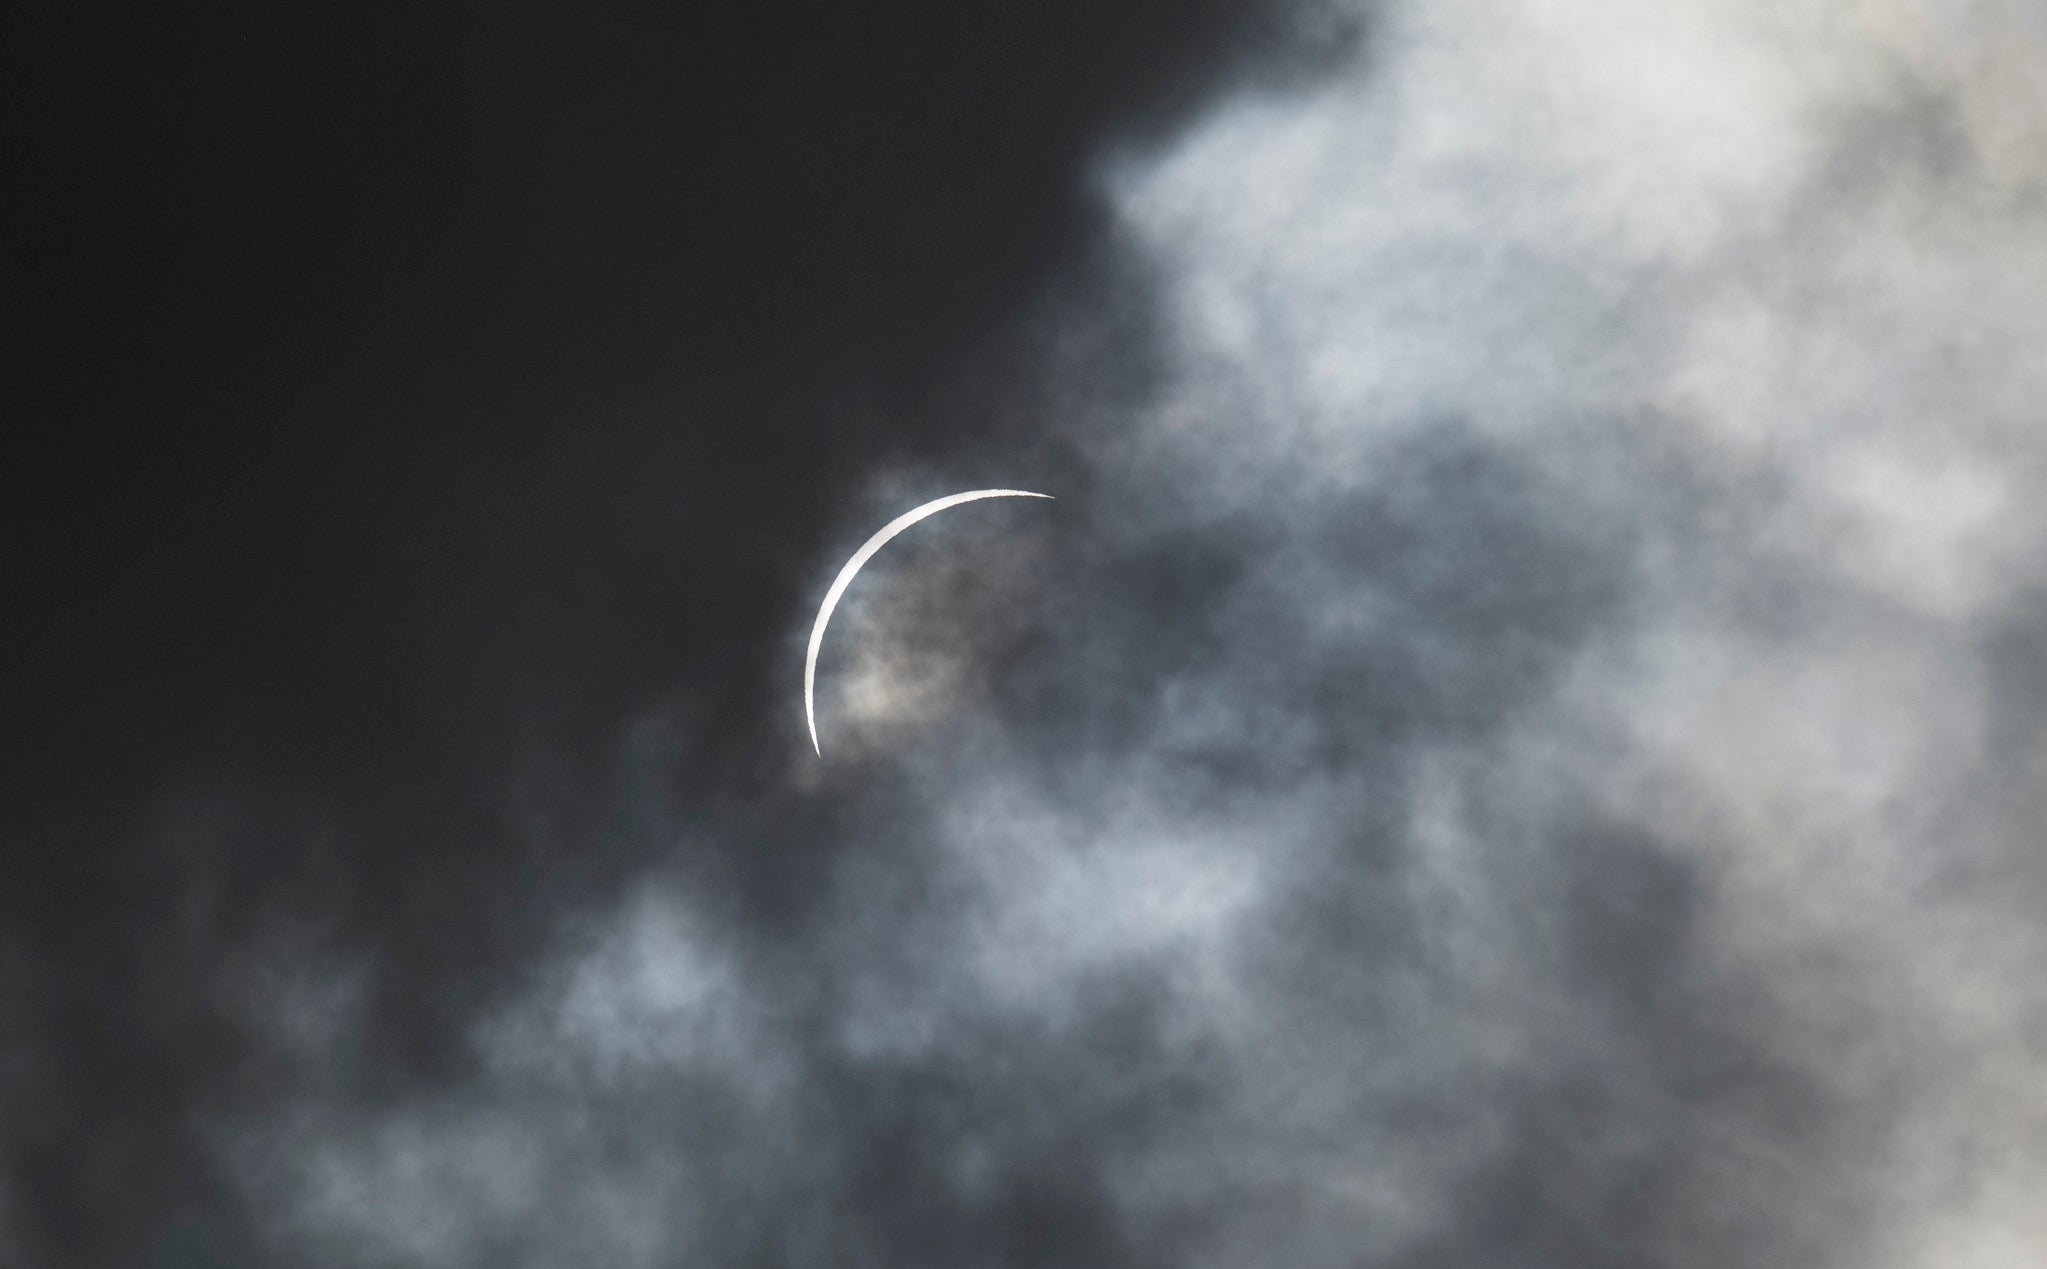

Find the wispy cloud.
[{"left": 202, "top": 1, "right": 2047, "bottom": 1264}]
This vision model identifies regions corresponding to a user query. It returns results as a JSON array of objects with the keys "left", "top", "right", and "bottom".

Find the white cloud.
[{"left": 212, "top": 2, "right": 2047, "bottom": 1263}]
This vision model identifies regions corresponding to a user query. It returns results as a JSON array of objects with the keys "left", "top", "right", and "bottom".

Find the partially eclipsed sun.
[{"left": 804, "top": 489, "right": 1053, "bottom": 755}]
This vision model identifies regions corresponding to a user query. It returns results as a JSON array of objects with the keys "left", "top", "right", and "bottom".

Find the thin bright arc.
[{"left": 805, "top": 489, "right": 1053, "bottom": 755}]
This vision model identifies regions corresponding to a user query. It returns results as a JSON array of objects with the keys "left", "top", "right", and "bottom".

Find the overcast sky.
[{"left": 9, "top": 2, "right": 2047, "bottom": 1266}]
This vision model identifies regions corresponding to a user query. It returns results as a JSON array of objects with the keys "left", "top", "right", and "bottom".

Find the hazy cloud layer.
[{"left": 94, "top": 0, "right": 2047, "bottom": 1264}]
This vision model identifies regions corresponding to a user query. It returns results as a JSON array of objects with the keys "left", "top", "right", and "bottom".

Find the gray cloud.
[{"left": 182, "top": 0, "right": 2047, "bottom": 1264}]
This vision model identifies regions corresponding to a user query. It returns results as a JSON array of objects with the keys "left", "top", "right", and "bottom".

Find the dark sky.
[
  {"left": 9, "top": 4, "right": 1318, "bottom": 1261},
  {"left": 9, "top": 2, "right": 2047, "bottom": 1267}
]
